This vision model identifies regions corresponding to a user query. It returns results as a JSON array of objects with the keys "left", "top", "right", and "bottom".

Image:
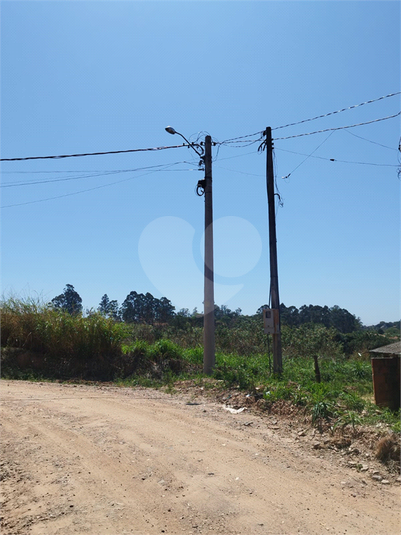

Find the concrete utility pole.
[
  {"left": 202, "top": 135, "right": 215, "bottom": 375},
  {"left": 165, "top": 127, "right": 215, "bottom": 375},
  {"left": 265, "top": 127, "right": 283, "bottom": 374}
]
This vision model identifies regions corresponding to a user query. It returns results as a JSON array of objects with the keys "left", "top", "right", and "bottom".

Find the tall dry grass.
[{"left": 1, "top": 297, "right": 127, "bottom": 378}]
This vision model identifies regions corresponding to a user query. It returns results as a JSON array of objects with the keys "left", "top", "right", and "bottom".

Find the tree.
[
  {"left": 98, "top": 294, "right": 120, "bottom": 320},
  {"left": 108, "top": 300, "right": 120, "bottom": 321},
  {"left": 143, "top": 292, "right": 156, "bottom": 324},
  {"left": 51, "top": 284, "right": 82, "bottom": 315},
  {"left": 171, "top": 308, "right": 191, "bottom": 329},
  {"left": 155, "top": 297, "right": 175, "bottom": 323},
  {"left": 214, "top": 304, "right": 241, "bottom": 326},
  {"left": 280, "top": 303, "right": 300, "bottom": 327},
  {"left": 256, "top": 304, "right": 269, "bottom": 315},
  {"left": 120, "top": 291, "right": 175, "bottom": 324},
  {"left": 98, "top": 294, "right": 111, "bottom": 315},
  {"left": 121, "top": 291, "right": 138, "bottom": 323},
  {"left": 177, "top": 308, "right": 191, "bottom": 317},
  {"left": 329, "top": 305, "right": 361, "bottom": 334}
]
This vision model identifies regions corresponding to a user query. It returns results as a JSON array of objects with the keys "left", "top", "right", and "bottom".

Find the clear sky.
[{"left": 1, "top": 1, "right": 400, "bottom": 326}]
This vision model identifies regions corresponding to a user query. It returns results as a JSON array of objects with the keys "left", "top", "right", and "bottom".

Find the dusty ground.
[{"left": 1, "top": 380, "right": 400, "bottom": 535}]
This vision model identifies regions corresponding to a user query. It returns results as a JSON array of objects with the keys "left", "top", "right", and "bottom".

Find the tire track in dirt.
[{"left": 1, "top": 381, "right": 400, "bottom": 535}]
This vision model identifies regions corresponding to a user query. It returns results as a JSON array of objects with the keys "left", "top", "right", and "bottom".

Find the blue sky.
[{"left": 1, "top": 1, "right": 400, "bottom": 325}]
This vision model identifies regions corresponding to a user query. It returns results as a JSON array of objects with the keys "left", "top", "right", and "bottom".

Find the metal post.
[
  {"left": 203, "top": 135, "right": 215, "bottom": 374},
  {"left": 265, "top": 127, "right": 283, "bottom": 374}
]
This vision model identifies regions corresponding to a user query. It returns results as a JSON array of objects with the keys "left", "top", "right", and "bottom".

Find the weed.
[
  {"left": 334, "top": 410, "right": 362, "bottom": 435},
  {"left": 311, "top": 401, "right": 335, "bottom": 430},
  {"left": 339, "top": 391, "right": 365, "bottom": 412},
  {"left": 292, "top": 388, "right": 309, "bottom": 407},
  {"left": 263, "top": 384, "right": 295, "bottom": 404}
]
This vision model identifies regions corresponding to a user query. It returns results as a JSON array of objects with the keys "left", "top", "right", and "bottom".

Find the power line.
[
  {"left": 2, "top": 94, "right": 399, "bottom": 168},
  {"left": 1, "top": 169, "right": 162, "bottom": 174},
  {"left": 217, "top": 92, "right": 401, "bottom": 146},
  {"left": 1, "top": 162, "right": 198, "bottom": 188},
  {"left": 276, "top": 147, "right": 400, "bottom": 167},
  {"left": 273, "top": 112, "right": 401, "bottom": 140},
  {"left": 216, "top": 150, "right": 258, "bottom": 161},
  {"left": 214, "top": 165, "right": 263, "bottom": 177},
  {"left": 343, "top": 129, "right": 398, "bottom": 151},
  {"left": 273, "top": 91, "right": 401, "bottom": 131},
  {"left": 277, "top": 147, "right": 400, "bottom": 168},
  {"left": 219, "top": 138, "right": 263, "bottom": 148},
  {"left": 0, "top": 143, "right": 188, "bottom": 162},
  {"left": 1, "top": 161, "right": 198, "bottom": 174},
  {"left": 2, "top": 169, "right": 136, "bottom": 187},
  {"left": 281, "top": 132, "right": 334, "bottom": 179},
  {"left": 1, "top": 168, "right": 166, "bottom": 208},
  {"left": 217, "top": 131, "right": 263, "bottom": 145},
  {"left": 3, "top": 99, "right": 398, "bottom": 164},
  {"left": 1, "top": 160, "right": 203, "bottom": 207}
]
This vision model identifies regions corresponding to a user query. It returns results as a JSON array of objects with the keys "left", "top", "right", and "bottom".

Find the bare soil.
[{"left": 1, "top": 380, "right": 400, "bottom": 535}]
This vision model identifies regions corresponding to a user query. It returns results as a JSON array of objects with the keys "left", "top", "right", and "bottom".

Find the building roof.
[{"left": 370, "top": 341, "right": 401, "bottom": 356}]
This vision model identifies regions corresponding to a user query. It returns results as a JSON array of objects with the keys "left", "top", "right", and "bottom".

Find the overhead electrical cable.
[
  {"left": 217, "top": 131, "right": 263, "bottom": 145},
  {"left": 2, "top": 170, "right": 138, "bottom": 187},
  {"left": 216, "top": 92, "right": 401, "bottom": 146},
  {"left": 281, "top": 132, "right": 334, "bottom": 179},
  {"left": 214, "top": 165, "right": 264, "bottom": 177},
  {"left": 343, "top": 129, "right": 398, "bottom": 151},
  {"left": 216, "top": 150, "right": 259, "bottom": 161},
  {"left": 1, "top": 162, "right": 197, "bottom": 188},
  {"left": 0, "top": 143, "right": 188, "bottom": 162},
  {"left": 273, "top": 91, "right": 401, "bottom": 131},
  {"left": 275, "top": 147, "right": 400, "bottom": 167},
  {"left": 1, "top": 168, "right": 168, "bottom": 208},
  {"left": 273, "top": 112, "right": 401, "bottom": 140},
  {"left": 1, "top": 160, "right": 198, "bottom": 174},
  {"left": 219, "top": 139, "right": 263, "bottom": 148}
]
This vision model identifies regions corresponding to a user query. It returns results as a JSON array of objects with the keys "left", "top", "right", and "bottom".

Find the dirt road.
[{"left": 1, "top": 380, "right": 400, "bottom": 535}]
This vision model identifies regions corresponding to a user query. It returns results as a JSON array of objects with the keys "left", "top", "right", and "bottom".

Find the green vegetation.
[{"left": 1, "top": 295, "right": 399, "bottom": 434}]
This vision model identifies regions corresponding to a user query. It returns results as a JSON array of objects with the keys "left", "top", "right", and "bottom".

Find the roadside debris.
[{"left": 223, "top": 405, "right": 246, "bottom": 414}]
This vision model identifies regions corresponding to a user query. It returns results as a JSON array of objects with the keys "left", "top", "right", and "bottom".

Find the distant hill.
[{"left": 364, "top": 320, "right": 400, "bottom": 335}]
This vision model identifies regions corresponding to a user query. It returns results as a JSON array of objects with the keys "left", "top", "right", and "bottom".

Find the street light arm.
[{"left": 165, "top": 126, "right": 204, "bottom": 157}]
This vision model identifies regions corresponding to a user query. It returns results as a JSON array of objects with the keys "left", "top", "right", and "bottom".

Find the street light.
[
  {"left": 165, "top": 126, "right": 204, "bottom": 158},
  {"left": 165, "top": 127, "right": 215, "bottom": 375}
]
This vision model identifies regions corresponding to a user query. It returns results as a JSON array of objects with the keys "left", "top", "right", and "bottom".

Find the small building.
[{"left": 370, "top": 341, "right": 400, "bottom": 410}]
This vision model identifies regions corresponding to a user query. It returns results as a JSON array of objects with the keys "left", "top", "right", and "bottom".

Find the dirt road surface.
[{"left": 1, "top": 380, "right": 400, "bottom": 535}]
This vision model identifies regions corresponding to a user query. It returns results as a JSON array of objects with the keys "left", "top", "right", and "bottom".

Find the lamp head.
[{"left": 165, "top": 126, "right": 177, "bottom": 135}]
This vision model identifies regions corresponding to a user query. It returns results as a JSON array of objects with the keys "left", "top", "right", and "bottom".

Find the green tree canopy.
[
  {"left": 257, "top": 303, "right": 362, "bottom": 333},
  {"left": 121, "top": 291, "right": 175, "bottom": 324},
  {"left": 98, "top": 294, "right": 120, "bottom": 321},
  {"left": 51, "top": 284, "right": 82, "bottom": 315}
]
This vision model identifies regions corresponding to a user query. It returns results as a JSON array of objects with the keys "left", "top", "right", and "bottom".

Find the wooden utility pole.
[
  {"left": 265, "top": 127, "right": 283, "bottom": 374},
  {"left": 203, "top": 135, "right": 215, "bottom": 374}
]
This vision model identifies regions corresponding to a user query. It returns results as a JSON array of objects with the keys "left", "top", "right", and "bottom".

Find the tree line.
[
  {"left": 51, "top": 285, "right": 367, "bottom": 334},
  {"left": 50, "top": 284, "right": 176, "bottom": 325},
  {"left": 278, "top": 303, "right": 362, "bottom": 334}
]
